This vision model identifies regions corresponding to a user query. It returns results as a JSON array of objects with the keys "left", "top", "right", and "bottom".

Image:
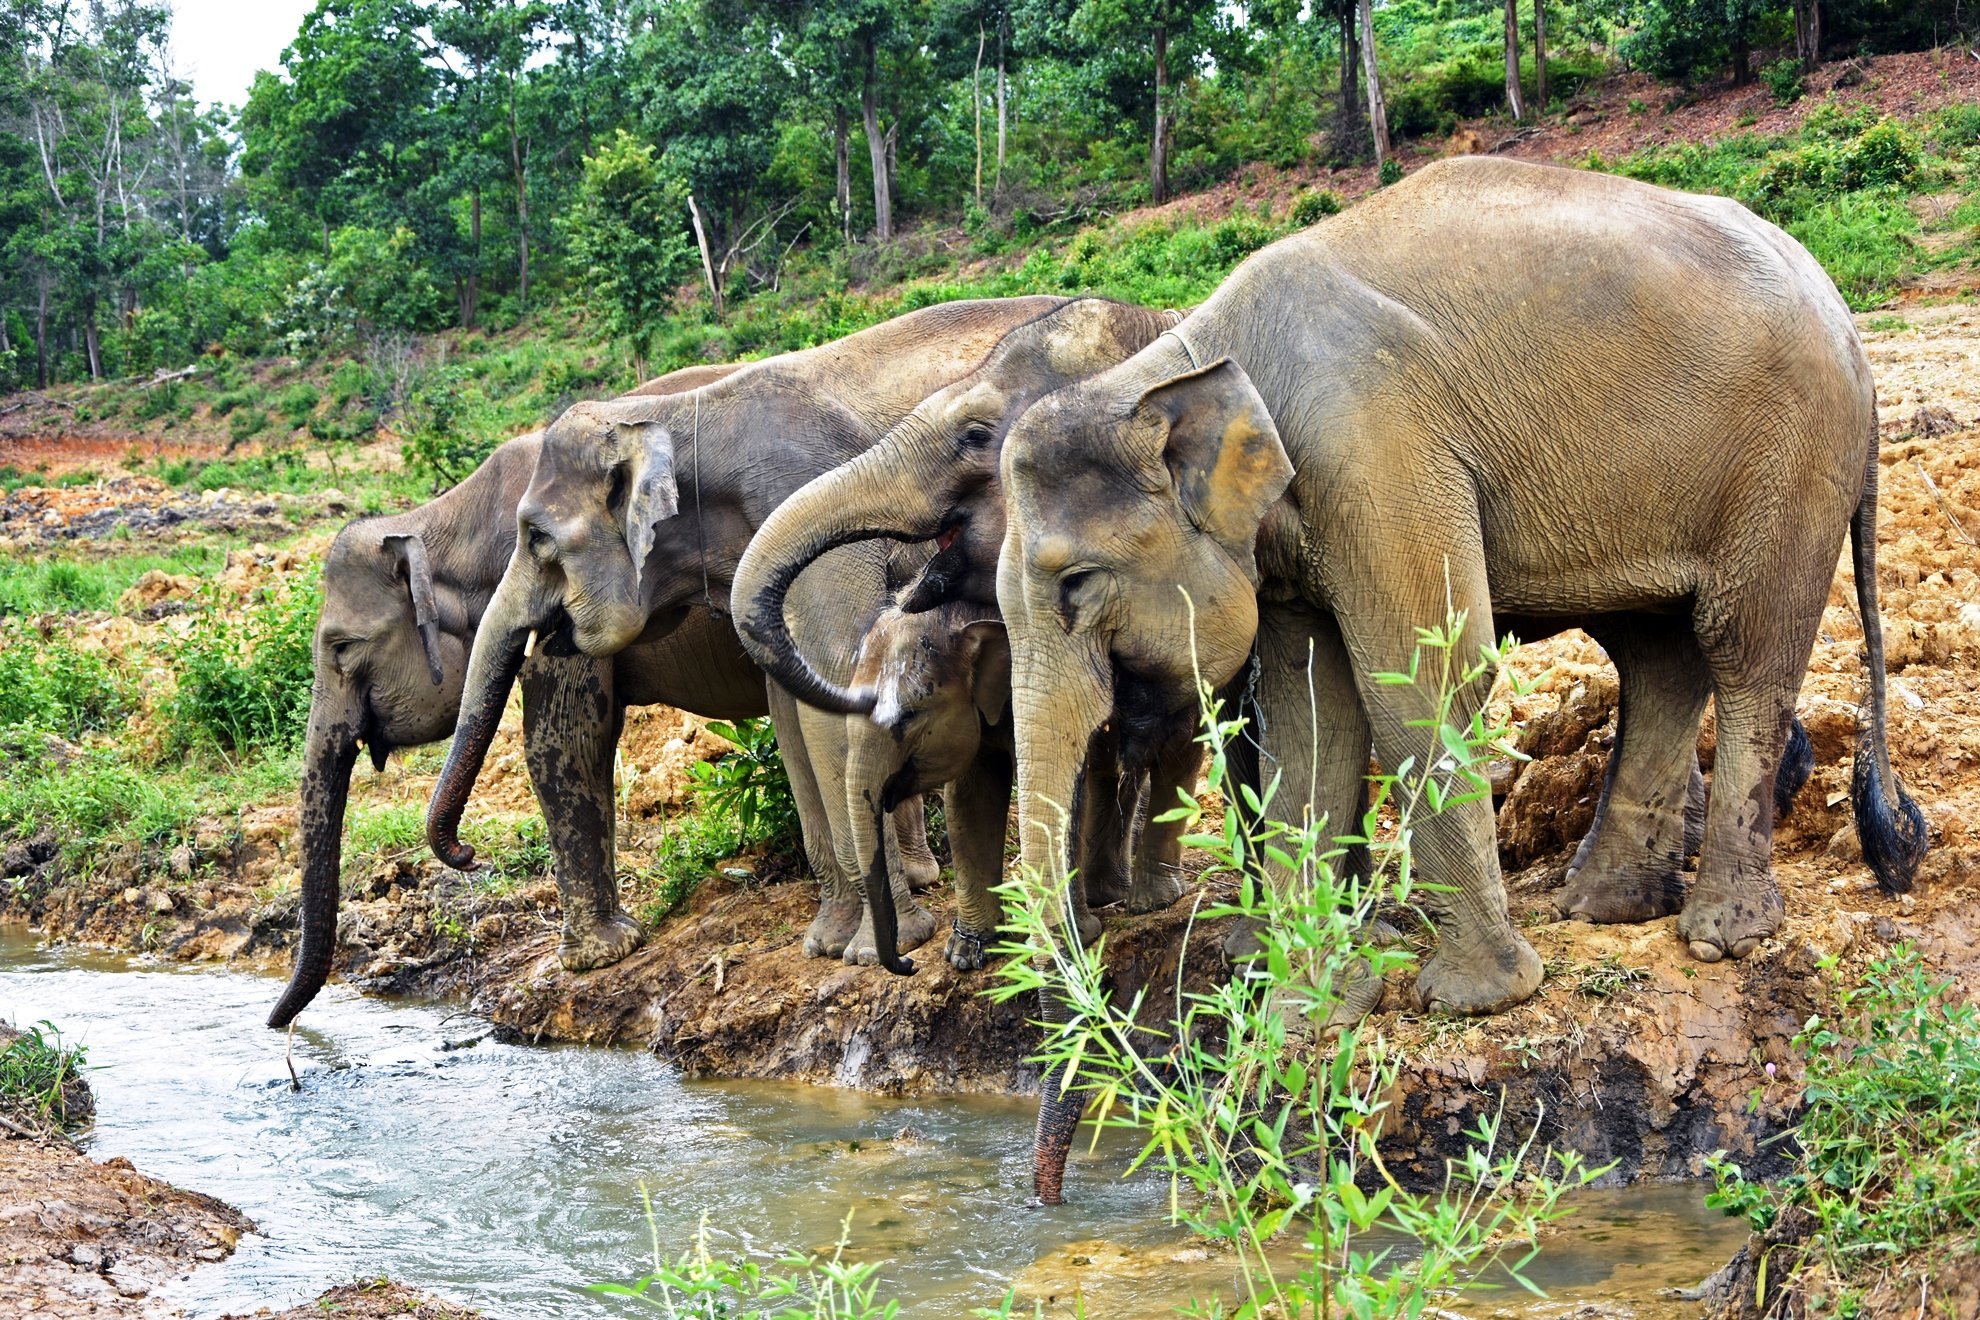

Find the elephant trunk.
[
  {"left": 266, "top": 678, "right": 364, "bottom": 1028},
  {"left": 733, "top": 424, "right": 947, "bottom": 715},
  {"left": 863, "top": 788, "right": 915, "bottom": 977},
  {"left": 1008, "top": 639, "right": 1113, "bottom": 1204},
  {"left": 427, "top": 573, "right": 534, "bottom": 870}
]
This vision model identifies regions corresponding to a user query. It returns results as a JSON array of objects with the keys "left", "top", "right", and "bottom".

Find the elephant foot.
[
  {"left": 845, "top": 900, "right": 939, "bottom": 967},
  {"left": 900, "top": 852, "right": 941, "bottom": 895},
  {"left": 1677, "top": 873, "right": 1782, "bottom": 963},
  {"left": 1413, "top": 926, "right": 1543, "bottom": 1015},
  {"left": 559, "top": 911, "right": 646, "bottom": 973},
  {"left": 945, "top": 919, "right": 996, "bottom": 971},
  {"left": 1082, "top": 861, "right": 1132, "bottom": 909},
  {"left": 1125, "top": 865, "right": 1186, "bottom": 915},
  {"left": 1223, "top": 917, "right": 1263, "bottom": 963},
  {"left": 1072, "top": 906, "right": 1103, "bottom": 948},
  {"left": 803, "top": 894, "right": 863, "bottom": 959},
  {"left": 1554, "top": 860, "right": 1687, "bottom": 925}
]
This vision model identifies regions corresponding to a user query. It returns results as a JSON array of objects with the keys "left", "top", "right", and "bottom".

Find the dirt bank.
[{"left": 5, "top": 305, "right": 1979, "bottom": 1195}]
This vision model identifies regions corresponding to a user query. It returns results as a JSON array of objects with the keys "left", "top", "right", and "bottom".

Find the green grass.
[
  {"left": 0, "top": 1020, "right": 90, "bottom": 1131},
  {"left": 0, "top": 544, "right": 226, "bottom": 616}
]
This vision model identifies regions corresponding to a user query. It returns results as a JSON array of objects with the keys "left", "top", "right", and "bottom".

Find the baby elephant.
[{"left": 847, "top": 601, "right": 1199, "bottom": 974}]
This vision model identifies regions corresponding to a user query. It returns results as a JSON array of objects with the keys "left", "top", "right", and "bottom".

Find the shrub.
[
  {"left": 1844, "top": 117, "right": 1923, "bottom": 190},
  {"left": 1379, "top": 156, "right": 1405, "bottom": 186},
  {"left": 0, "top": 630, "right": 126, "bottom": 739},
  {"left": 1289, "top": 188, "right": 1342, "bottom": 227},
  {"left": 1762, "top": 56, "right": 1805, "bottom": 105},
  {"left": 686, "top": 718, "right": 798, "bottom": 853},
  {"left": 1707, "top": 946, "right": 1980, "bottom": 1307},
  {"left": 1930, "top": 102, "right": 1980, "bottom": 151},
  {"left": 277, "top": 382, "right": 321, "bottom": 429},
  {"left": 1208, "top": 215, "right": 1275, "bottom": 265},
  {"left": 166, "top": 565, "right": 320, "bottom": 756},
  {"left": 230, "top": 406, "right": 269, "bottom": 444}
]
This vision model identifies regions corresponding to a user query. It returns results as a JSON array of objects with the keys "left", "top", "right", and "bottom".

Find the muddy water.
[{"left": 0, "top": 931, "right": 1738, "bottom": 1317}]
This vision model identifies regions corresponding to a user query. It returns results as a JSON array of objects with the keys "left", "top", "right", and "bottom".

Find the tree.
[
  {"left": 1072, "top": 0, "right": 1219, "bottom": 203},
  {"left": 1358, "top": 0, "right": 1388, "bottom": 163},
  {"left": 1503, "top": 0, "right": 1524, "bottom": 121},
  {"left": 561, "top": 129, "right": 696, "bottom": 369}
]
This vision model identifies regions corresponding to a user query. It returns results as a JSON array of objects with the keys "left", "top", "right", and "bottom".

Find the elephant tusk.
[{"left": 524, "top": 629, "right": 538, "bottom": 659}]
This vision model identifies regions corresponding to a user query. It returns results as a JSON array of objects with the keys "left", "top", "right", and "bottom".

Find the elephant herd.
[{"left": 265, "top": 157, "right": 1926, "bottom": 1205}]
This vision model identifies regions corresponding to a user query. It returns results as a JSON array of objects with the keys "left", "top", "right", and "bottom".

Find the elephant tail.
[{"left": 1848, "top": 437, "right": 1927, "bottom": 894}]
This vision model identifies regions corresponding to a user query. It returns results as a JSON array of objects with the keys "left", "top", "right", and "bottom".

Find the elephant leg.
[
  {"left": 1677, "top": 586, "right": 1819, "bottom": 962},
  {"left": 1556, "top": 618, "right": 1713, "bottom": 923},
  {"left": 1238, "top": 602, "right": 1373, "bottom": 966},
  {"left": 841, "top": 715, "right": 937, "bottom": 967},
  {"left": 520, "top": 650, "right": 643, "bottom": 972},
  {"left": 769, "top": 686, "right": 861, "bottom": 959},
  {"left": 891, "top": 796, "right": 942, "bottom": 894},
  {"left": 1127, "top": 724, "right": 1202, "bottom": 914},
  {"left": 944, "top": 744, "right": 1016, "bottom": 971},
  {"left": 1327, "top": 532, "right": 1541, "bottom": 1016},
  {"left": 1077, "top": 731, "right": 1133, "bottom": 910}
]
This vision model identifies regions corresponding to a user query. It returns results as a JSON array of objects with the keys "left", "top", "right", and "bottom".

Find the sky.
[{"left": 168, "top": 0, "right": 319, "bottom": 110}]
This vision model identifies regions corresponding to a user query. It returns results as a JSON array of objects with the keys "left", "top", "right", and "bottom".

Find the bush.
[
  {"left": 166, "top": 566, "right": 320, "bottom": 756},
  {"left": 1289, "top": 188, "right": 1342, "bottom": 227},
  {"left": 1762, "top": 56, "right": 1805, "bottom": 105},
  {"left": 1707, "top": 946, "right": 1980, "bottom": 1307},
  {"left": 1845, "top": 117, "right": 1923, "bottom": 190},
  {"left": 230, "top": 407, "right": 270, "bottom": 444},
  {"left": 0, "top": 630, "right": 126, "bottom": 739},
  {"left": 1379, "top": 157, "right": 1405, "bottom": 186},
  {"left": 277, "top": 382, "right": 321, "bottom": 429}
]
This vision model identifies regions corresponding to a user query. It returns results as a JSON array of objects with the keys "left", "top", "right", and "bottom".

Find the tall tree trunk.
[
  {"left": 973, "top": 25, "right": 985, "bottom": 210},
  {"left": 83, "top": 312, "right": 101, "bottom": 381},
  {"left": 687, "top": 192, "right": 724, "bottom": 319},
  {"left": 1794, "top": 0, "right": 1821, "bottom": 71},
  {"left": 1503, "top": 0, "right": 1525, "bottom": 120},
  {"left": 860, "top": 37, "right": 893, "bottom": 242},
  {"left": 34, "top": 280, "right": 49, "bottom": 389},
  {"left": 1359, "top": 0, "right": 1390, "bottom": 164},
  {"left": 509, "top": 84, "right": 530, "bottom": 306},
  {"left": 1732, "top": 32, "right": 1751, "bottom": 85},
  {"left": 1150, "top": 23, "right": 1169, "bottom": 204},
  {"left": 834, "top": 106, "right": 852, "bottom": 243},
  {"left": 1534, "top": 0, "right": 1548, "bottom": 110},
  {"left": 466, "top": 186, "right": 481, "bottom": 330},
  {"left": 995, "top": 24, "right": 1007, "bottom": 191}
]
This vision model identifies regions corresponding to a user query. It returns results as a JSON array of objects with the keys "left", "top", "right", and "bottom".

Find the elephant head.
[
  {"left": 263, "top": 439, "right": 534, "bottom": 1028},
  {"left": 995, "top": 352, "right": 1294, "bottom": 1203},
  {"left": 852, "top": 603, "right": 1010, "bottom": 806},
  {"left": 731, "top": 298, "right": 1178, "bottom": 715}
]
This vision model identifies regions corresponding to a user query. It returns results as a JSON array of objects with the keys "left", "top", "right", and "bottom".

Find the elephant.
[
  {"left": 990, "top": 156, "right": 1924, "bottom": 1201},
  {"left": 264, "top": 362, "right": 935, "bottom": 1028},
  {"left": 731, "top": 298, "right": 1211, "bottom": 960},
  {"left": 424, "top": 296, "right": 1071, "bottom": 966}
]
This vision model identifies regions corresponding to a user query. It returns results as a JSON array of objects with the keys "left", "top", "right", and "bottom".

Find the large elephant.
[
  {"left": 265, "top": 364, "right": 937, "bottom": 1027},
  {"left": 994, "top": 156, "right": 1925, "bottom": 1200},
  {"left": 424, "top": 296, "right": 1069, "bottom": 964}
]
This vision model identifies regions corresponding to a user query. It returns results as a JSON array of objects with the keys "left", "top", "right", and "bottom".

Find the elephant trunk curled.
[
  {"left": 732, "top": 431, "right": 947, "bottom": 716},
  {"left": 266, "top": 678, "right": 364, "bottom": 1028}
]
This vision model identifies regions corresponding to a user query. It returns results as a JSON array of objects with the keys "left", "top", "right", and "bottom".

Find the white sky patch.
[{"left": 167, "top": 0, "right": 319, "bottom": 112}]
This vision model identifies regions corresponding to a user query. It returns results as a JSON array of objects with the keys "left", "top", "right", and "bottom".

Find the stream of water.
[{"left": 0, "top": 930, "right": 1741, "bottom": 1317}]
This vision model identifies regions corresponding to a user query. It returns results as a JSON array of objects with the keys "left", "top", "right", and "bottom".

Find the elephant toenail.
[
  {"left": 1730, "top": 937, "right": 1760, "bottom": 958},
  {"left": 1688, "top": 939, "right": 1724, "bottom": 963}
]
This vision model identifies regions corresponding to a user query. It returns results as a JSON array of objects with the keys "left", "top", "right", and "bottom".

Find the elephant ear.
[
  {"left": 381, "top": 532, "right": 444, "bottom": 686},
  {"left": 962, "top": 619, "right": 1011, "bottom": 725},
  {"left": 613, "top": 416, "right": 680, "bottom": 593},
  {"left": 1134, "top": 358, "right": 1294, "bottom": 585}
]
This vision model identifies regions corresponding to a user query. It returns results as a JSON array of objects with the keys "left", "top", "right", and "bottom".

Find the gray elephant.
[
  {"left": 733, "top": 299, "right": 1212, "bottom": 954},
  {"left": 265, "top": 363, "right": 935, "bottom": 1027},
  {"left": 424, "top": 297, "right": 1069, "bottom": 965},
  {"left": 988, "top": 157, "right": 1923, "bottom": 1200}
]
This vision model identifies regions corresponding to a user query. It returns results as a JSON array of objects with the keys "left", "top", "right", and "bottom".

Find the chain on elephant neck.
[
  {"left": 1160, "top": 326, "right": 1199, "bottom": 370},
  {"left": 692, "top": 389, "right": 722, "bottom": 621}
]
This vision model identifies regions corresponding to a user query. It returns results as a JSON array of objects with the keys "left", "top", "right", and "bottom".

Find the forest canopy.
[{"left": 0, "top": 0, "right": 1966, "bottom": 392}]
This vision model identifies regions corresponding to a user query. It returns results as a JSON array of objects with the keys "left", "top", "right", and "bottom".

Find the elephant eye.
[
  {"left": 605, "top": 465, "right": 629, "bottom": 514},
  {"left": 1057, "top": 569, "right": 1103, "bottom": 628},
  {"left": 959, "top": 422, "right": 995, "bottom": 451},
  {"left": 526, "top": 525, "right": 553, "bottom": 558}
]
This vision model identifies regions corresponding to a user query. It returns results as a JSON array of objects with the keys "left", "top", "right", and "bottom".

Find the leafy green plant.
[
  {"left": 1762, "top": 57, "right": 1805, "bottom": 106},
  {"left": 230, "top": 406, "right": 270, "bottom": 444},
  {"left": 990, "top": 606, "right": 1603, "bottom": 1317},
  {"left": 166, "top": 566, "right": 321, "bottom": 756},
  {"left": 1707, "top": 945, "right": 1980, "bottom": 1291},
  {"left": 687, "top": 719, "right": 799, "bottom": 851},
  {"left": 1378, "top": 157, "right": 1405, "bottom": 186},
  {"left": 277, "top": 382, "right": 321, "bottom": 429},
  {"left": 0, "top": 628, "right": 126, "bottom": 739},
  {"left": 1289, "top": 189, "right": 1342, "bottom": 227}
]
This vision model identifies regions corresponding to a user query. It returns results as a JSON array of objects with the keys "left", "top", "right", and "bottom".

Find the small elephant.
[
  {"left": 994, "top": 157, "right": 1924, "bottom": 1200},
  {"left": 424, "top": 296, "right": 1071, "bottom": 967}
]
